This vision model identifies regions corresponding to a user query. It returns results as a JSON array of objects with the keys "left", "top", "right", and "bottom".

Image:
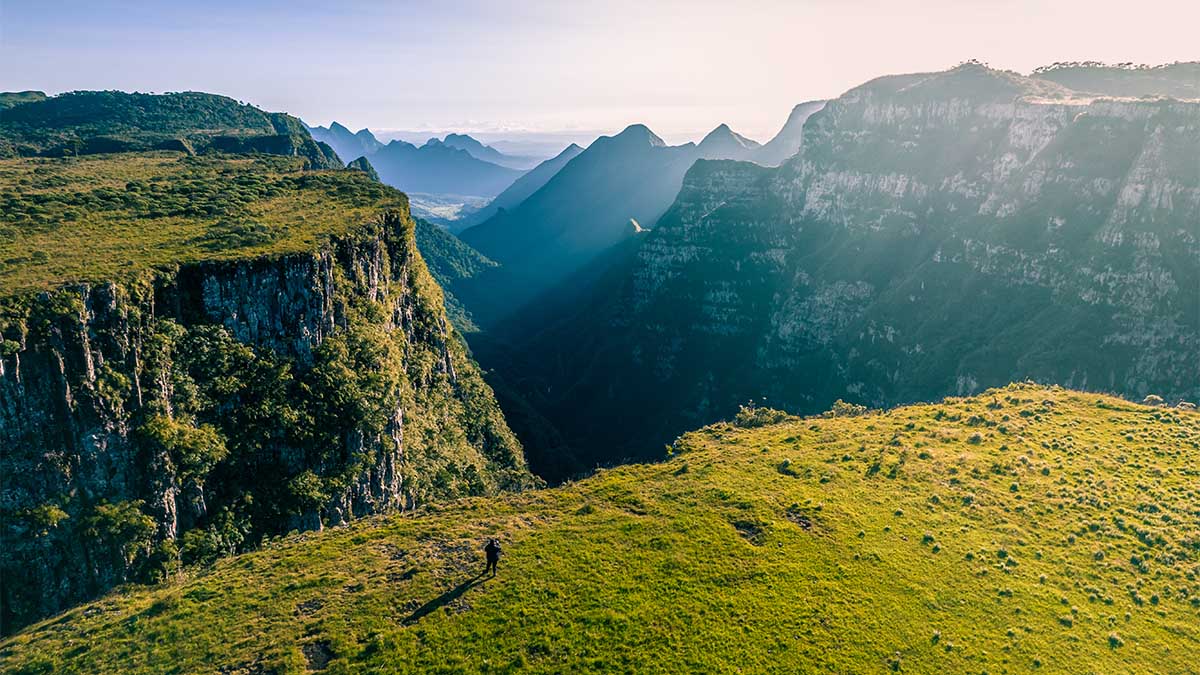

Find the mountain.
[
  {"left": 1031, "top": 61, "right": 1200, "bottom": 99},
  {"left": 437, "top": 133, "right": 542, "bottom": 170},
  {"left": 696, "top": 123, "right": 761, "bottom": 160},
  {"left": 307, "top": 120, "right": 383, "bottom": 163},
  {"left": 369, "top": 138, "right": 525, "bottom": 197},
  {"left": 0, "top": 148, "right": 534, "bottom": 633},
  {"left": 6, "top": 385, "right": 1198, "bottom": 674},
  {"left": 0, "top": 90, "right": 342, "bottom": 168},
  {"left": 346, "top": 154, "right": 381, "bottom": 182},
  {"left": 457, "top": 123, "right": 760, "bottom": 325},
  {"left": 752, "top": 100, "right": 825, "bottom": 166},
  {"left": 455, "top": 143, "right": 584, "bottom": 230},
  {"left": 484, "top": 63, "right": 1200, "bottom": 474}
]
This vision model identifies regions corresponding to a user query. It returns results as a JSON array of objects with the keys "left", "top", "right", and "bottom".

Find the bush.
[
  {"left": 820, "top": 399, "right": 869, "bottom": 418},
  {"left": 83, "top": 500, "right": 156, "bottom": 568},
  {"left": 733, "top": 401, "right": 792, "bottom": 428}
]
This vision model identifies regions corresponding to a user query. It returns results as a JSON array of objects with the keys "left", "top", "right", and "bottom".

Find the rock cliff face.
[
  {"left": 0, "top": 209, "right": 533, "bottom": 632},
  {"left": 495, "top": 64, "right": 1200, "bottom": 470}
]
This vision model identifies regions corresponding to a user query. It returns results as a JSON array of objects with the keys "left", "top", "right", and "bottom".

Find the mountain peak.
[
  {"left": 329, "top": 121, "right": 351, "bottom": 134},
  {"left": 611, "top": 124, "right": 665, "bottom": 147},
  {"left": 698, "top": 123, "right": 760, "bottom": 156}
]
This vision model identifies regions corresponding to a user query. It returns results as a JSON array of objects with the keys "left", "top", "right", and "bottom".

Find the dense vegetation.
[
  {"left": 412, "top": 217, "right": 499, "bottom": 332},
  {"left": 2, "top": 385, "right": 1196, "bottom": 673},
  {"left": 0, "top": 90, "right": 341, "bottom": 168},
  {"left": 0, "top": 152, "right": 400, "bottom": 296}
]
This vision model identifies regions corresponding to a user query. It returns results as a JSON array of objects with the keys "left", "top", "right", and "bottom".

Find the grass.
[
  {"left": 2, "top": 383, "right": 1197, "bottom": 673},
  {"left": 0, "top": 152, "right": 406, "bottom": 298}
]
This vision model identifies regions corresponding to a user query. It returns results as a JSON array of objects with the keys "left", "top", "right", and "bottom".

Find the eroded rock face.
[
  {"left": 504, "top": 65, "right": 1199, "bottom": 470},
  {"left": 0, "top": 210, "right": 533, "bottom": 632}
]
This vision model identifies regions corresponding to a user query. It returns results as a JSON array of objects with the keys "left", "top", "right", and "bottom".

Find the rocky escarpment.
[
  {"left": 494, "top": 64, "right": 1200, "bottom": 470},
  {"left": 0, "top": 209, "right": 534, "bottom": 633}
]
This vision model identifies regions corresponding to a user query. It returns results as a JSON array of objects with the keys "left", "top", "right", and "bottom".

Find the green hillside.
[
  {"left": 4, "top": 384, "right": 1196, "bottom": 674},
  {"left": 0, "top": 152, "right": 403, "bottom": 297}
]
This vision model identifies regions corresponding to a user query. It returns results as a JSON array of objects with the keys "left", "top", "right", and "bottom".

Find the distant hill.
[
  {"left": 6, "top": 385, "right": 1198, "bottom": 674},
  {"left": 437, "top": 133, "right": 541, "bottom": 170},
  {"left": 457, "top": 122, "right": 760, "bottom": 324},
  {"left": 307, "top": 121, "right": 382, "bottom": 163},
  {"left": 455, "top": 143, "right": 584, "bottom": 230},
  {"left": 369, "top": 139, "right": 525, "bottom": 198},
  {"left": 0, "top": 90, "right": 46, "bottom": 109},
  {"left": 1031, "top": 61, "right": 1200, "bottom": 99},
  {"left": 0, "top": 90, "right": 342, "bottom": 168},
  {"left": 752, "top": 100, "right": 825, "bottom": 166}
]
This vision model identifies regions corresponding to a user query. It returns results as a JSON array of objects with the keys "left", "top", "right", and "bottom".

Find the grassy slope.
[
  {"left": 0, "top": 152, "right": 405, "bottom": 298},
  {"left": 3, "top": 384, "right": 1197, "bottom": 674}
]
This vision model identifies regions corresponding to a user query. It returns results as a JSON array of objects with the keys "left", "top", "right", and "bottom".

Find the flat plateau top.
[{"left": 0, "top": 152, "right": 405, "bottom": 299}]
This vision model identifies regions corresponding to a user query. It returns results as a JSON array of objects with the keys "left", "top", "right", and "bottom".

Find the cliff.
[
  {"left": 0, "top": 161, "right": 534, "bottom": 633},
  {"left": 490, "top": 64, "right": 1200, "bottom": 471}
]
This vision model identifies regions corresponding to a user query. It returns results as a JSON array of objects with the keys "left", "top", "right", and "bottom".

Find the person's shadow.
[{"left": 402, "top": 572, "right": 488, "bottom": 625}]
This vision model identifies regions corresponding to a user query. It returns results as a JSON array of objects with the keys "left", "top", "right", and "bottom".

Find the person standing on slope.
[{"left": 484, "top": 538, "right": 501, "bottom": 577}]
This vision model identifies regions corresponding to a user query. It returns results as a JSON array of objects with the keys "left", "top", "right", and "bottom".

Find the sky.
[{"left": 1, "top": 0, "right": 1198, "bottom": 145}]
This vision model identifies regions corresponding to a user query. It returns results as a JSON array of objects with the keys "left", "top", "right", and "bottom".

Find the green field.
[
  {"left": 0, "top": 152, "right": 404, "bottom": 298},
  {"left": 3, "top": 383, "right": 1196, "bottom": 674}
]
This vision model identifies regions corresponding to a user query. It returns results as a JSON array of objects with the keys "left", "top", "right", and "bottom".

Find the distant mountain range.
[
  {"left": 304, "top": 105, "right": 827, "bottom": 236},
  {"left": 437, "top": 133, "right": 542, "bottom": 169},
  {"left": 457, "top": 122, "right": 772, "bottom": 324},
  {"left": 367, "top": 138, "right": 525, "bottom": 197},
  {"left": 306, "top": 121, "right": 548, "bottom": 200}
]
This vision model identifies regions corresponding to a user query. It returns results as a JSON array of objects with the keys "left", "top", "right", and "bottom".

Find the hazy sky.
[{"left": 1, "top": 0, "right": 1197, "bottom": 144}]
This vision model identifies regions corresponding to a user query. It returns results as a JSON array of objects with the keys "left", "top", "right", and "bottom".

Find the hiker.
[{"left": 484, "top": 538, "right": 501, "bottom": 576}]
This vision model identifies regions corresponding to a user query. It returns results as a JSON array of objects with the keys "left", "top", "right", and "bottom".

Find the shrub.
[
  {"left": 820, "top": 399, "right": 869, "bottom": 418},
  {"left": 83, "top": 500, "right": 157, "bottom": 568},
  {"left": 733, "top": 401, "right": 792, "bottom": 428}
]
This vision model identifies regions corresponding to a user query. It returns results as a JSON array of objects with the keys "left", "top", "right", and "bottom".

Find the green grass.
[
  {"left": 0, "top": 152, "right": 405, "bottom": 298},
  {"left": 3, "top": 384, "right": 1197, "bottom": 674}
]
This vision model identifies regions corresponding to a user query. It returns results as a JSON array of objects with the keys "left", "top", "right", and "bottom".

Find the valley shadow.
[{"left": 402, "top": 572, "right": 488, "bottom": 625}]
